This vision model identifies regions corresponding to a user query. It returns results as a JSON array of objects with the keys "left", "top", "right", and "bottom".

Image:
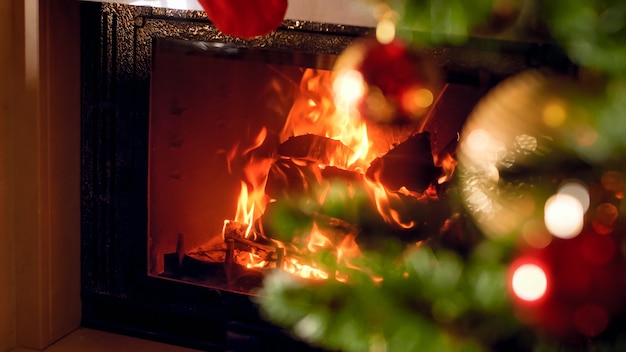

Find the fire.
[
  {"left": 280, "top": 69, "right": 374, "bottom": 170},
  {"left": 243, "top": 252, "right": 267, "bottom": 269},
  {"left": 219, "top": 67, "right": 446, "bottom": 285},
  {"left": 282, "top": 257, "right": 330, "bottom": 280},
  {"left": 306, "top": 222, "right": 334, "bottom": 252},
  {"left": 230, "top": 182, "right": 256, "bottom": 238},
  {"left": 364, "top": 174, "right": 416, "bottom": 229},
  {"left": 435, "top": 152, "right": 457, "bottom": 185},
  {"left": 225, "top": 127, "right": 274, "bottom": 238}
]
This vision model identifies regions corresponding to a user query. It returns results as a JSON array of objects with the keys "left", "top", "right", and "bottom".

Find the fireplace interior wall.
[{"left": 148, "top": 39, "right": 311, "bottom": 278}]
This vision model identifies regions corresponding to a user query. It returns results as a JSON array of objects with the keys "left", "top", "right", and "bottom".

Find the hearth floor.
[{"left": 11, "top": 328, "right": 202, "bottom": 352}]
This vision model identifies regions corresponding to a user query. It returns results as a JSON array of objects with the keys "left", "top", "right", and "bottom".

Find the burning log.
[
  {"left": 222, "top": 220, "right": 277, "bottom": 264},
  {"left": 278, "top": 134, "right": 355, "bottom": 169},
  {"left": 262, "top": 156, "right": 449, "bottom": 249},
  {"left": 365, "top": 132, "right": 442, "bottom": 194},
  {"left": 263, "top": 158, "right": 366, "bottom": 239}
]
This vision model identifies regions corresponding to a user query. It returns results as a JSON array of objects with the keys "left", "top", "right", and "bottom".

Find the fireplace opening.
[{"left": 148, "top": 37, "right": 485, "bottom": 294}]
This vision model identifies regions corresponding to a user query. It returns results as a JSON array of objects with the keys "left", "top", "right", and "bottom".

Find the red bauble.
[
  {"left": 510, "top": 228, "right": 626, "bottom": 340},
  {"left": 198, "top": 0, "right": 288, "bottom": 39},
  {"left": 334, "top": 38, "right": 442, "bottom": 124}
]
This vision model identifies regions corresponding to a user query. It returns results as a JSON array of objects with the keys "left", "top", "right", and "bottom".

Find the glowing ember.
[
  {"left": 243, "top": 252, "right": 268, "bottom": 269},
  {"left": 283, "top": 257, "right": 330, "bottom": 280}
]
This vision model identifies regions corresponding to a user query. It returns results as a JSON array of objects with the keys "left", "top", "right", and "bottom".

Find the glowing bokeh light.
[
  {"left": 465, "top": 128, "right": 492, "bottom": 154},
  {"left": 542, "top": 101, "right": 566, "bottom": 127},
  {"left": 575, "top": 127, "right": 598, "bottom": 147},
  {"left": 544, "top": 194, "right": 584, "bottom": 239},
  {"left": 332, "top": 69, "right": 366, "bottom": 106},
  {"left": 521, "top": 219, "right": 552, "bottom": 248},
  {"left": 601, "top": 170, "right": 624, "bottom": 195},
  {"left": 407, "top": 87, "right": 434, "bottom": 108},
  {"left": 558, "top": 180, "right": 590, "bottom": 212},
  {"left": 511, "top": 263, "right": 547, "bottom": 302},
  {"left": 376, "top": 18, "right": 396, "bottom": 44},
  {"left": 592, "top": 202, "right": 619, "bottom": 235}
]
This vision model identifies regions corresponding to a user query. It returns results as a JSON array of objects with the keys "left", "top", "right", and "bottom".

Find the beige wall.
[
  {"left": 81, "top": 0, "right": 377, "bottom": 27},
  {"left": 1, "top": 1, "right": 18, "bottom": 349},
  {"left": 1, "top": 0, "right": 80, "bottom": 350}
]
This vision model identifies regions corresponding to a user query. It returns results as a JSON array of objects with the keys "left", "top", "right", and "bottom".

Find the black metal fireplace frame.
[
  {"left": 80, "top": 2, "right": 376, "bottom": 349},
  {"left": 80, "top": 2, "right": 571, "bottom": 350}
]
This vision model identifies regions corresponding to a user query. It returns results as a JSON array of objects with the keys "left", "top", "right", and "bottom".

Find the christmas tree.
[{"left": 198, "top": 0, "right": 626, "bottom": 350}]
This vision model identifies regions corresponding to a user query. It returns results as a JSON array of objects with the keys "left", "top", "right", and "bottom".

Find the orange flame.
[
  {"left": 222, "top": 67, "right": 436, "bottom": 284},
  {"left": 364, "top": 175, "right": 416, "bottom": 229},
  {"left": 243, "top": 252, "right": 267, "bottom": 269},
  {"left": 280, "top": 69, "right": 375, "bottom": 170},
  {"left": 282, "top": 257, "right": 330, "bottom": 280},
  {"left": 232, "top": 182, "right": 255, "bottom": 238},
  {"left": 225, "top": 128, "right": 274, "bottom": 238},
  {"left": 306, "top": 222, "right": 334, "bottom": 253},
  {"left": 337, "top": 234, "right": 361, "bottom": 262},
  {"left": 435, "top": 152, "right": 457, "bottom": 184}
]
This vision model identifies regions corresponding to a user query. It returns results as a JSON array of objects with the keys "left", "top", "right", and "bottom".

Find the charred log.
[
  {"left": 278, "top": 134, "right": 355, "bottom": 168},
  {"left": 262, "top": 156, "right": 450, "bottom": 249},
  {"left": 365, "top": 132, "right": 442, "bottom": 194}
]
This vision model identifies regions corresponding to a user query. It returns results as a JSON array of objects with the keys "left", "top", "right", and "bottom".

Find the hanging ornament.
[
  {"left": 332, "top": 38, "right": 443, "bottom": 125},
  {"left": 509, "top": 225, "right": 626, "bottom": 340},
  {"left": 457, "top": 69, "right": 615, "bottom": 240},
  {"left": 458, "top": 69, "right": 626, "bottom": 341},
  {"left": 198, "top": 0, "right": 288, "bottom": 39}
]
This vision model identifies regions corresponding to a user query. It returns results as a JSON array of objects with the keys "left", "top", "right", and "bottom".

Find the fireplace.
[{"left": 80, "top": 2, "right": 569, "bottom": 350}]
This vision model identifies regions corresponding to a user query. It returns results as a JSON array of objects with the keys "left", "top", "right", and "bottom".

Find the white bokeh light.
[
  {"left": 512, "top": 263, "right": 547, "bottom": 302},
  {"left": 464, "top": 128, "right": 492, "bottom": 154},
  {"left": 558, "top": 181, "right": 590, "bottom": 213},
  {"left": 544, "top": 193, "right": 584, "bottom": 239}
]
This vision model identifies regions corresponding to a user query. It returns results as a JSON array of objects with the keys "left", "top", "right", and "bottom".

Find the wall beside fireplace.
[{"left": 0, "top": 0, "right": 81, "bottom": 351}]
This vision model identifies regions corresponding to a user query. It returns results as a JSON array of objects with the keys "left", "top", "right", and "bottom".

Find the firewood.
[
  {"left": 278, "top": 134, "right": 355, "bottom": 168},
  {"left": 365, "top": 132, "right": 442, "bottom": 193}
]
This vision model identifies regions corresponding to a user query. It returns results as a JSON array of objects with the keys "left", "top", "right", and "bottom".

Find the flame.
[
  {"left": 226, "top": 128, "right": 274, "bottom": 238},
  {"left": 280, "top": 69, "right": 375, "bottom": 170},
  {"left": 221, "top": 68, "right": 437, "bottom": 284},
  {"left": 232, "top": 182, "right": 255, "bottom": 238},
  {"left": 282, "top": 257, "right": 330, "bottom": 280},
  {"left": 337, "top": 234, "right": 361, "bottom": 262},
  {"left": 364, "top": 175, "right": 416, "bottom": 229},
  {"left": 306, "top": 222, "right": 334, "bottom": 252},
  {"left": 243, "top": 252, "right": 267, "bottom": 269},
  {"left": 435, "top": 152, "right": 457, "bottom": 184}
]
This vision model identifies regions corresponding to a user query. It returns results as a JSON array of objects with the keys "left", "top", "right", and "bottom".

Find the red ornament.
[
  {"left": 198, "top": 0, "right": 288, "bottom": 39},
  {"left": 334, "top": 38, "right": 442, "bottom": 124},
  {"left": 510, "top": 228, "right": 626, "bottom": 340}
]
